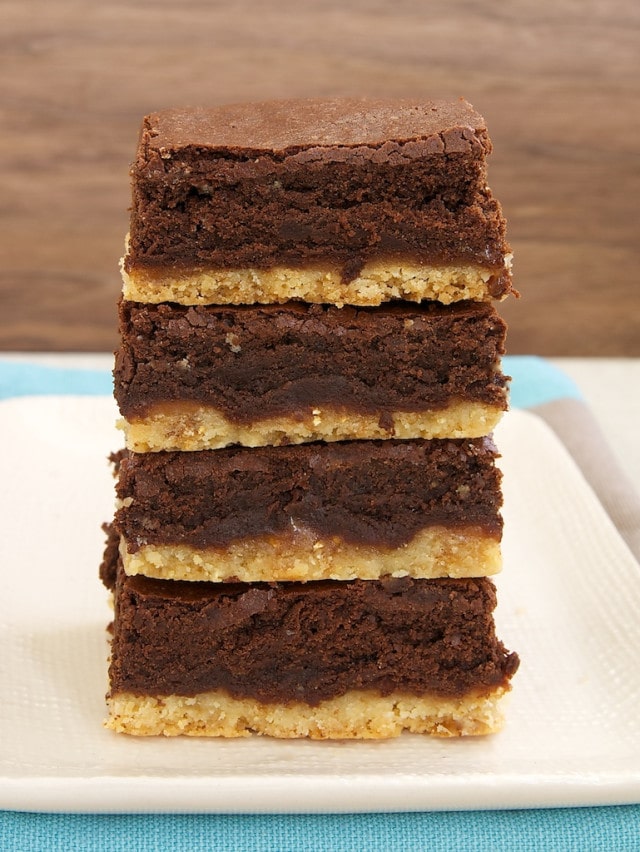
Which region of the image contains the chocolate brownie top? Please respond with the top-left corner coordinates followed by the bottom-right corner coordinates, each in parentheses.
top-left (108, 564), bottom-right (519, 702)
top-left (127, 98), bottom-right (511, 284)
top-left (138, 97), bottom-right (491, 157)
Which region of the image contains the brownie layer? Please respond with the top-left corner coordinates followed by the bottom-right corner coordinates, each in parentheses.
top-left (106, 565), bottom-right (519, 708)
top-left (114, 435), bottom-right (502, 544)
top-left (124, 98), bottom-right (512, 301)
top-left (106, 688), bottom-right (511, 738)
top-left (115, 299), bottom-right (508, 449)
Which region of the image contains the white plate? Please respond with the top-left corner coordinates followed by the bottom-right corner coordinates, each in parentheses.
top-left (1, 397), bottom-right (639, 813)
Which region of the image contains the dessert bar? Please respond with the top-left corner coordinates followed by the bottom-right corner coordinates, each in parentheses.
top-left (115, 299), bottom-right (508, 452)
top-left (122, 98), bottom-right (512, 307)
top-left (102, 554), bottom-right (519, 738)
top-left (113, 438), bottom-right (503, 583)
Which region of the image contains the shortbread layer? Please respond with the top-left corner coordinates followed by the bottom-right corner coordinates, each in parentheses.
top-left (125, 98), bottom-right (512, 303)
top-left (113, 438), bottom-right (503, 581)
top-left (104, 568), bottom-right (519, 717)
top-left (106, 687), bottom-right (511, 738)
top-left (120, 401), bottom-right (506, 453)
top-left (115, 299), bottom-right (508, 449)
top-left (121, 260), bottom-right (512, 307)
top-left (120, 525), bottom-right (501, 583)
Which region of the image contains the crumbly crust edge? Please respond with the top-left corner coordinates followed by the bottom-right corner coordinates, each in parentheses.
top-left (121, 255), bottom-right (513, 307)
top-left (120, 527), bottom-right (502, 583)
top-left (106, 686), bottom-right (510, 738)
top-left (118, 401), bottom-right (506, 452)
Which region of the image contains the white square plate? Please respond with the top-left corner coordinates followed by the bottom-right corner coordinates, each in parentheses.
top-left (1, 397), bottom-right (639, 813)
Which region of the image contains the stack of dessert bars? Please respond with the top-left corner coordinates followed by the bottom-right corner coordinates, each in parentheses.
top-left (100, 98), bottom-right (519, 738)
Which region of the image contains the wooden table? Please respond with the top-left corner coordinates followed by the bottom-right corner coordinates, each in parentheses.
top-left (2, 0), bottom-right (639, 354)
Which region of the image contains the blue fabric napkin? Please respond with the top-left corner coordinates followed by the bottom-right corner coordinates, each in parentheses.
top-left (2, 806), bottom-right (640, 852)
top-left (1, 356), bottom-right (639, 851)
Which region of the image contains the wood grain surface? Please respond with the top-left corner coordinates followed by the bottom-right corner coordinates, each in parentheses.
top-left (2, 0), bottom-right (639, 354)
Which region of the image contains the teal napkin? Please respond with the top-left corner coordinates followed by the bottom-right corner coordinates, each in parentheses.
top-left (1, 356), bottom-right (639, 851)
top-left (2, 806), bottom-right (640, 852)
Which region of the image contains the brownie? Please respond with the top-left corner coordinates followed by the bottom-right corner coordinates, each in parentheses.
top-left (107, 562), bottom-right (519, 704)
top-left (113, 437), bottom-right (503, 552)
top-left (125, 98), bottom-right (511, 291)
top-left (115, 299), bottom-right (508, 422)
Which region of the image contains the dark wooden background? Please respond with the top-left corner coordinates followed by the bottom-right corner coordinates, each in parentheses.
top-left (2, 0), bottom-right (639, 354)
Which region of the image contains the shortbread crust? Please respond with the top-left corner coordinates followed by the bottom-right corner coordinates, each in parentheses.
top-left (121, 258), bottom-right (512, 307)
top-left (120, 526), bottom-right (501, 583)
top-left (119, 401), bottom-right (506, 452)
top-left (106, 687), bottom-right (510, 739)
